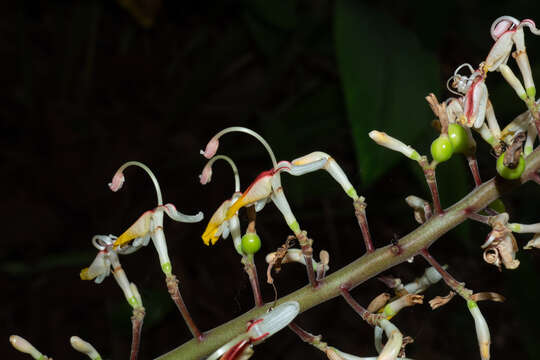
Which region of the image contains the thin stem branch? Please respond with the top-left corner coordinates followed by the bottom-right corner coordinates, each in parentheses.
top-left (420, 249), bottom-right (470, 298)
top-left (288, 322), bottom-right (321, 344)
top-left (297, 231), bottom-right (318, 288)
top-left (353, 197), bottom-right (375, 253)
top-left (243, 256), bottom-right (263, 307)
top-left (340, 287), bottom-right (371, 323)
top-left (419, 158), bottom-right (443, 215)
top-left (130, 307), bottom-right (145, 360)
top-left (158, 148), bottom-right (540, 360)
top-left (467, 155), bottom-right (482, 187)
top-left (466, 212), bottom-right (491, 224)
top-left (166, 274), bottom-right (203, 341)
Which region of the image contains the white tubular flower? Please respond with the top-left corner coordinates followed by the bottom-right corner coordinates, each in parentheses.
top-left (265, 248), bottom-right (329, 272)
top-left (248, 301), bottom-right (300, 343)
top-left (474, 123), bottom-right (496, 146)
top-left (467, 300), bottom-right (491, 360)
top-left (328, 347), bottom-right (413, 360)
top-left (376, 319), bottom-right (403, 360)
top-left (291, 152), bottom-right (359, 200)
top-left (110, 161), bottom-right (203, 275)
top-left (498, 64), bottom-right (527, 100)
top-left (403, 265), bottom-right (445, 294)
top-left (80, 236), bottom-right (142, 308)
top-left (525, 122), bottom-right (536, 156)
top-left (484, 101), bottom-right (501, 139)
top-left (209, 301), bottom-right (301, 360)
top-left (368, 131), bottom-right (421, 161)
top-left (380, 294), bottom-right (423, 320)
top-left (70, 336), bottom-right (101, 360)
top-left (463, 73), bottom-right (488, 128)
top-left (524, 233), bottom-right (540, 249)
top-left (9, 335), bottom-right (46, 360)
top-left (508, 222), bottom-right (540, 233)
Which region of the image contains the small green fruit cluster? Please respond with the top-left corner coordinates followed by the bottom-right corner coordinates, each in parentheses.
top-left (241, 233), bottom-right (261, 254)
top-left (496, 152), bottom-right (525, 180)
top-left (430, 124), bottom-right (469, 163)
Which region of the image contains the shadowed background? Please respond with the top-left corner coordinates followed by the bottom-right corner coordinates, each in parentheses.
top-left (2, 1), bottom-right (540, 359)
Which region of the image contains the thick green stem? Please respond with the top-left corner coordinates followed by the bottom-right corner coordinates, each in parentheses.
top-left (156, 148), bottom-right (540, 360)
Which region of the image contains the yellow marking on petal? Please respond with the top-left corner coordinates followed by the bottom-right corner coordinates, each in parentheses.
top-left (113, 211), bottom-right (153, 248)
top-left (201, 200), bottom-right (231, 245)
top-left (80, 267), bottom-right (93, 281)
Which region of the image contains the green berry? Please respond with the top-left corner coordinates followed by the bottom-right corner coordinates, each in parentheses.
top-left (241, 233), bottom-right (261, 254)
top-left (431, 135), bottom-right (454, 163)
top-left (448, 124), bottom-right (469, 154)
top-left (496, 152), bottom-right (525, 180)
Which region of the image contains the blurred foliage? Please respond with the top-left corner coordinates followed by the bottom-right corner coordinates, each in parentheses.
top-left (335, 0), bottom-right (440, 186)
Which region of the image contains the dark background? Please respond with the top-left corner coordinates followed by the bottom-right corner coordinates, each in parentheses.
top-left (3, 1), bottom-right (540, 359)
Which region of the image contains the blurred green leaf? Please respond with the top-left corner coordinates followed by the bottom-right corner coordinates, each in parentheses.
top-left (244, 0), bottom-right (297, 30)
top-left (335, 0), bottom-right (440, 185)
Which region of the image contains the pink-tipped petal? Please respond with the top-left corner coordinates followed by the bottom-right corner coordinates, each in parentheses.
top-left (199, 165), bottom-right (213, 185)
top-left (108, 172), bottom-right (125, 192)
top-left (200, 137), bottom-right (219, 159)
top-left (464, 77), bottom-right (488, 128)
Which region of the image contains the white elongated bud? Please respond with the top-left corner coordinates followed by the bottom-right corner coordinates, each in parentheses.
top-left (509, 222), bottom-right (540, 233)
top-left (9, 335), bottom-right (44, 360)
top-left (525, 122), bottom-right (536, 156)
top-left (291, 152), bottom-right (359, 200)
top-left (70, 336), bottom-right (101, 360)
top-left (474, 123), bottom-right (496, 145)
top-left (331, 347), bottom-right (413, 360)
top-left (485, 101), bottom-right (501, 139)
top-left (467, 301), bottom-right (490, 360)
top-left (499, 64), bottom-right (526, 99)
top-left (377, 319), bottom-right (403, 360)
top-left (404, 265), bottom-right (446, 294)
top-left (369, 131), bottom-right (420, 160)
top-left (248, 301), bottom-right (300, 343)
top-left (485, 31), bottom-right (513, 70)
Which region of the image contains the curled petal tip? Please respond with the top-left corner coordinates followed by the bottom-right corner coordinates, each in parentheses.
top-left (201, 137), bottom-right (219, 159)
top-left (109, 172), bottom-right (125, 192)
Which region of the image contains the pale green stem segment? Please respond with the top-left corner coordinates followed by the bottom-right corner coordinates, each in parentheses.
top-left (212, 127), bottom-right (278, 168)
top-left (204, 155), bottom-right (241, 192)
top-left (157, 148), bottom-right (540, 360)
top-left (115, 161), bottom-right (164, 205)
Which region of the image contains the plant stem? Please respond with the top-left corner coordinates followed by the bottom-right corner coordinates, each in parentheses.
top-left (157, 148), bottom-right (540, 360)
top-left (166, 274), bottom-right (203, 341)
top-left (353, 197), bottom-right (375, 253)
top-left (288, 322), bottom-right (321, 344)
top-left (419, 158), bottom-right (442, 215)
top-left (340, 287), bottom-right (374, 324)
top-left (297, 231), bottom-right (318, 288)
top-left (130, 307), bottom-right (145, 360)
top-left (467, 155), bottom-right (482, 187)
top-left (243, 256), bottom-right (263, 307)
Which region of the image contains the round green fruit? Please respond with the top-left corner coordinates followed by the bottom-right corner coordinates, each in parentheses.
top-left (241, 233), bottom-right (261, 254)
top-left (448, 123), bottom-right (469, 154)
top-left (496, 152), bottom-right (525, 180)
top-left (431, 135), bottom-right (454, 163)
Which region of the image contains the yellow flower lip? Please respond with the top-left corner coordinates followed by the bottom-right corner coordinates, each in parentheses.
top-left (201, 199), bottom-right (232, 246)
top-left (113, 210), bottom-right (153, 248)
